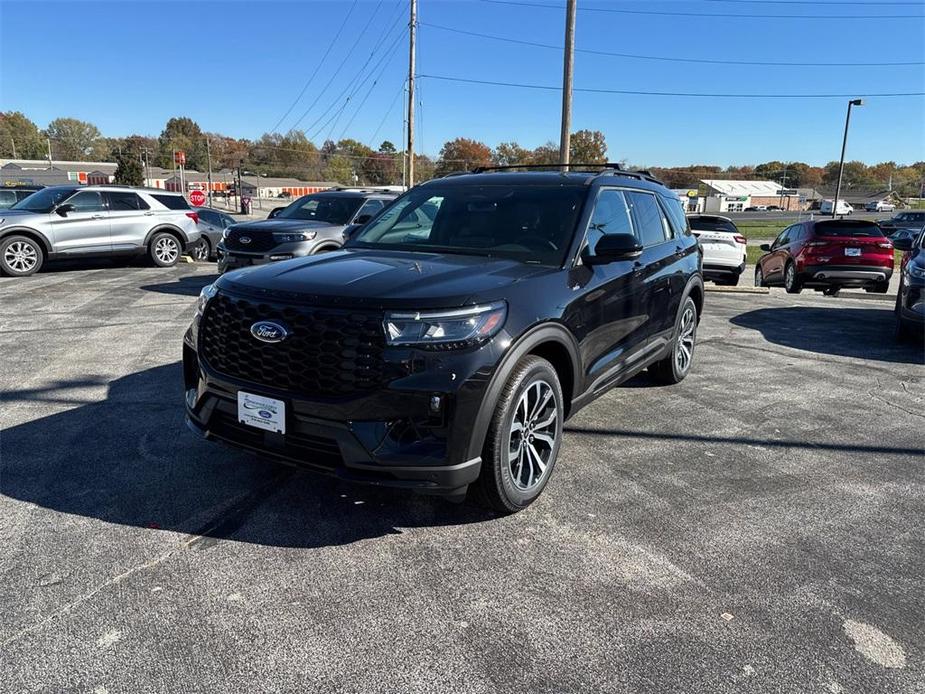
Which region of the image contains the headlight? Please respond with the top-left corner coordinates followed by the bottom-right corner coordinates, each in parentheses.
top-left (907, 264), bottom-right (925, 280)
top-left (190, 283), bottom-right (218, 345)
top-left (383, 302), bottom-right (507, 348)
top-left (222, 227), bottom-right (232, 239)
top-left (273, 231), bottom-right (316, 243)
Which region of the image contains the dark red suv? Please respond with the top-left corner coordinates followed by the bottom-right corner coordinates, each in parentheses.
top-left (755, 219), bottom-right (894, 296)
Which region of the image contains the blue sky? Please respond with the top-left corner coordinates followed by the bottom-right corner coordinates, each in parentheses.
top-left (1, 0), bottom-right (924, 166)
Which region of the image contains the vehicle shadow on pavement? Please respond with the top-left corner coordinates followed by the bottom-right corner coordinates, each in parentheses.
top-left (140, 273), bottom-right (220, 297)
top-left (731, 306), bottom-right (924, 364)
top-left (0, 363), bottom-right (495, 549)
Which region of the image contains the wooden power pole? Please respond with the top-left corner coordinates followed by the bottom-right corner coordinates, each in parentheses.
top-left (559, 0), bottom-right (577, 168)
top-left (407, 0), bottom-right (417, 187)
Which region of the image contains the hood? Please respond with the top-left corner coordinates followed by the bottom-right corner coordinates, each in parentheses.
top-left (0, 209), bottom-right (44, 222)
top-left (216, 248), bottom-right (555, 309)
top-left (229, 219), bottom-right (344, 233)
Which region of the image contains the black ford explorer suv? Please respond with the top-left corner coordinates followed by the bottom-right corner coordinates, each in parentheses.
top-left (184, 165), bottom-right (703, 512)
top-left (217, 188), bottom-right (398, 273)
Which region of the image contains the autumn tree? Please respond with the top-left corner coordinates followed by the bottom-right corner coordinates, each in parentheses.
top-left (435, 138), bottom-right (492, 176)
top-left (569, 129), bottom-right (607, 163)
top-left (493, 141), bottom-right (531, 167)
top-left (44, 117), bottom-right (101, 160)
top-left (0, 112), bottom-right (46, 158)
top-left (529, 141), bottom-right (559, 165)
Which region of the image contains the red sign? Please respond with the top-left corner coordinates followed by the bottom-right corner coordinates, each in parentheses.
top-left (174, 151), bottom-right (186, 165)
top-left (189, 190), bottom-right (206, 206)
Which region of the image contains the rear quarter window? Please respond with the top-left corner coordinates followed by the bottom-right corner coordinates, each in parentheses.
top-left (151, 194), bottom-right (191, 210)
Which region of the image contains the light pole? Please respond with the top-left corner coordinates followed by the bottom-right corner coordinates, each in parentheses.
top-left (832, 99), bottom-right (863, 217)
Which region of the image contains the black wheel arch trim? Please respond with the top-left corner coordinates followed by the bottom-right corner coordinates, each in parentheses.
top-left (465, 322), bottom-right (581, 461)
top-left (144, 224), bottom-right (189, 249)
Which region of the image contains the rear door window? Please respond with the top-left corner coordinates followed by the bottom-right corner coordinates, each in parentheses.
top-left (626, 191), bottom-right (671, 247)
top-left (107, 191), bottom-right (149, 211)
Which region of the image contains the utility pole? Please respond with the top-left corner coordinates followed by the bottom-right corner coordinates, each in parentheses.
top-left (558, 0), bottom-right (577, 169)
top-left (47, 138), bottom-right (53, 169)
top-left (407, 0), bottom-right (417, 186)
top-left (206, 138), bottom-right (214, 207)
top-left (10, 136), bottom-right (16, 159)
top-left (833, 99), bottom-right (863, 217)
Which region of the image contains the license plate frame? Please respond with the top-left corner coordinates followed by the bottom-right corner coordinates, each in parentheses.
top-left (237, 391), bottom-right (286, 434)
top-left (845, 247), bottom-right (862, 257)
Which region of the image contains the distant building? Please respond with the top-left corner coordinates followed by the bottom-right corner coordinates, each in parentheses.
top-left (1, 159), bottom-right (116, 186)
top-left (699, 179), bottom-right (801, 212)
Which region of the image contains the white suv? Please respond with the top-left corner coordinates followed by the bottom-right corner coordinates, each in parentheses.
top-left (0, 185), bottom-right (201, 276)
top-left (688, 214), bottom-right (748, 286)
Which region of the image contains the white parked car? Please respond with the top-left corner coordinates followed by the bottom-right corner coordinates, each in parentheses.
top-left (687, 214), bottom-right (748, 286)
top-left (820, 199), bottom-right (854, 215)
top-left (865, 200), bottom-right (895, 212)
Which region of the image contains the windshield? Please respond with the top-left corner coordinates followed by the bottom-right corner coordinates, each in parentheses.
top-left (348, 184), bottom-right (586, 266)
top-left (277, 194), bottom-right (364, 224)
top-left (689, 217), bottom-right (738, 233)
top-left (814, 221), bottom-right (884, 238)
top-left (11, 187), bottom-right (78, 212)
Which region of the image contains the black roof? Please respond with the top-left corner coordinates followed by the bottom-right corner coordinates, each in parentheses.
top-left (421, 169), bottom-right (668, 192)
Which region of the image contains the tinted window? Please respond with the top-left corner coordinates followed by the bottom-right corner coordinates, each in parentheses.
top-left (586, 189), bottom-right (633, 254)
top-left (107, 191), bottom-right (149, 211)
top-left (0, 190), bottom-right (16, 208)
top-left (198, 210), bottom-right (219, 226)
top-left (626, 191), bottom-right (670, 246)
top-left (660, 195), bottom-right (689, 236)
top-left (278, 194), bottom-right (364, 224)
top-left (151, 194), bottom-right (191, 210)
top-left (772, 225), bottom-right (793, 249)
top-left (354, 199), bottom-right (385, 221)
top-left (351, 184), bottom-right (586, 266)
top-left (814, 221), bottom-right (885, 238)
top-left (67, 191), bottom-right (104, 212)
top-left (688, 216), bottom-right (738, 233)
top-left (11, 186), bottom-right (77, 212)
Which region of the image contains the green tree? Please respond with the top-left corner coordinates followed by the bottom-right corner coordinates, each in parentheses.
top-left (114, 153), bottom-right (144, 186)
top-left (379, 140), bottom-right (397, 153)
top-left (157, 116), bottom-right (207, 170)
top-left (324, 154), bottom-right (354, 184)
top-left (569, 129), bottom-right (607, 163)
top-left (493, 141), bottom-right (531, 167)
top-left (44, 117), bottom-right (101, 160)
top-left (0, 111), bottom-right (46, 159)
top-left (435, 137), bottom-right (492, 176)
top-left (529, 141), bottom-right (559, 165)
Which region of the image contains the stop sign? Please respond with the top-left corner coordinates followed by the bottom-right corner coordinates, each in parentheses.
top-left (189, 190), bottom-right (206, 206)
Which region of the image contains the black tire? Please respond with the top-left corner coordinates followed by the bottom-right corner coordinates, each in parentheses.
top-left (149, 232), bottom-right (181, 267)
top-left (754, 266), bottom-right (765, 287)
top-left (649, 296), bottom-right (698, 385)
top-left (866, 280), bottom-right (890, 294)
top-left (0, 235), bottom-right (44, 276)
top-left (784, 261), bottom-right (802, 294)
top-left (473, 355), bottom-right (564, 514)
top-left (822, 287), bottom-right (841, 297)
top-left (191, 237), bottom-right (211, 262)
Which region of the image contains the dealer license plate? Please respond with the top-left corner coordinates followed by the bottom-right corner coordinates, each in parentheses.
top-left (237, 391), bottom-right (286, 434)
top-left (845, 248), bottom-right (862, 257)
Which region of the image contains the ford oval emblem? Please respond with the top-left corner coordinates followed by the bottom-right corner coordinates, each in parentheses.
top-left (239, 236), bottom-right (252, 244)
top-left (250, 320), bottom-right (289, 343)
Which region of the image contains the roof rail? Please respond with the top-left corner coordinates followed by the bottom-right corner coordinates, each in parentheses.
top-left (471, 162), bottom-right (625, 174)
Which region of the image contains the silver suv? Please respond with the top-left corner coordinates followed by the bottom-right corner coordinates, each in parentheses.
top-left (0, 185), bottom-right (201, 276)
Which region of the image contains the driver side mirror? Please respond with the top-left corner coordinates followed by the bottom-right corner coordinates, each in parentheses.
top-left (56, 203), bottom-right (75, 217)
top-left (267, 207), bottom-right (283, 219)
top-left (760, 243), bottom-right (771, 252)
top-left (893, 236), bottom-right (913, 252)
top-left (354, 214), bottom-right (372, 225)
top-left (582, 233), bottom-right (643, 265)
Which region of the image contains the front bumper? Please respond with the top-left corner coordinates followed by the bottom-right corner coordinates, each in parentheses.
top-left (216, 241), bottom-right (315, 272)
top-left (182, 331), bottom-right (500, 496)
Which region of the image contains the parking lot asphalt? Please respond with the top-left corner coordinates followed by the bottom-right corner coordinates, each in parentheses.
top-left (1, 261), bottom-right (923, 694)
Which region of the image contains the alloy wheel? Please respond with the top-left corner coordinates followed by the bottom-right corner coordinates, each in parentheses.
top-left (507, 380), bottom-right (558, 491)
top-left (674, 304), bottom-right (696, 373)
top-left (193, 238), bottom-right (210, 262)
top-left (4, 241), bottom-right (38, 273)
top-left (155, 237), bottom-right (179, 264)
top-left (785, 264), bottom-right (795, 290)
top-left (755, 267), bottom-right (763, 287)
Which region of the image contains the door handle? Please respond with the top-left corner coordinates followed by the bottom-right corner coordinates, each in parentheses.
top-left (91, 214), bottom-right (105, 219)
top-left (144, 211), bottom-right (154, 216)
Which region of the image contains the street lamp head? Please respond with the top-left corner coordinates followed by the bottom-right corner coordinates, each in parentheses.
top-left (850, 99), bottom-right (864, 106)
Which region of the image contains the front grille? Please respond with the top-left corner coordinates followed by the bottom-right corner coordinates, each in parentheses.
top-left (199, 293), bottom-right (390, 397)
top-left (224, 229), bottom-right (276, 252)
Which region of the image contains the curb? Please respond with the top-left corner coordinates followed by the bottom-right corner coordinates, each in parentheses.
top-left (705, 286), bottom-right (770, 294)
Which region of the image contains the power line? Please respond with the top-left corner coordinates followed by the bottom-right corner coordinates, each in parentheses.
top-left (421, 21), bottom-right (923, 67)
top-left (419, 73), bottom-right (925, 98)
top-left (701, 0), bottom-right (921, 5)
top-left (367, 81), bottom-right (406, 148)
top-left (267, 0), bottom-right (359, 134)
top-left (480, 0), bottom-right (925, 19)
